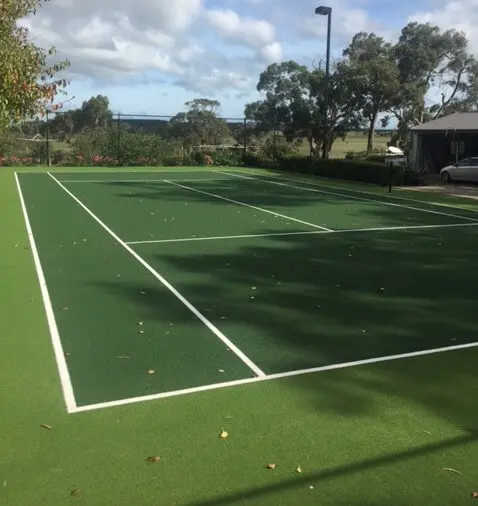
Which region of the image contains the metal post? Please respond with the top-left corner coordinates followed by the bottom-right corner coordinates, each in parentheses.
top-left (243, 117), bottom-right (247, 157)
top-left (117, 113), bottom-right (121, 164)
top-left (45, 110), bottom-right (50, 166)
top-left (322, 11), bottom-right (331, 160)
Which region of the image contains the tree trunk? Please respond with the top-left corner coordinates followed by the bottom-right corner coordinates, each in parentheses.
top-left (366, 111), bottom-right (378, 154)
top-left (307, 132), bottom-right (317, 156)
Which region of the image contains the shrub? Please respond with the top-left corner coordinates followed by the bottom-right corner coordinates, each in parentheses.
top-left (210, 150), bottom-right (243, 167)
top-left (0, 155), bottom-right (35, 166)
top-left (403, 168), bottom-right (419, 185)
top-left (244, 153), bottom-right (404, 186)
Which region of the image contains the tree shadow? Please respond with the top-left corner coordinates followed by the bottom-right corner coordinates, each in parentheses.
top-left (184, 431), bottom-right (478, 506)
top-left (90, 223), bottom-right (478, 427)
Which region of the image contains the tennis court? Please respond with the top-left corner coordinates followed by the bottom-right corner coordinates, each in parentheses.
top-left (16, 168), bottom-right (478, 413)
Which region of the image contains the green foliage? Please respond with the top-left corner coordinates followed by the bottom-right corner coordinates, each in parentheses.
top-left (0, 0), bottom-right (69, 133)
top-left (70, 128), bottom-right (182, 166)
top-left (243, 153), bottom-right (403, 186)
top-left (210, 150), bottom-right (244, 167)
top-left (342, 33), bottom-right (401, 153)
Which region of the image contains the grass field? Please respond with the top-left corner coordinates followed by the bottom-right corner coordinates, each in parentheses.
top-left (2, 165), bottom-right (478, 505)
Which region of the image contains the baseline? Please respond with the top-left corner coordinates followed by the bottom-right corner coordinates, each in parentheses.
top-left (71, 341), bottom-right (478, 413)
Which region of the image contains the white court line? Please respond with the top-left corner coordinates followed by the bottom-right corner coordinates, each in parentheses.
top-left (254, 171), bottom-right (478, 214)
top-left (14, 173), bottom-right (77, 413)
top-left (126, 221), bottom-right (478, 245)
top-left (47, 172), bottom-right (266, 379)
top-left (58, 177), bottom-right (234, 184)
top-left (219, 171), bottom-right (478, 223)
top-left (164, 179), bottom-right (333, 232)
top-left (70, 340), bottom-right (478, 413)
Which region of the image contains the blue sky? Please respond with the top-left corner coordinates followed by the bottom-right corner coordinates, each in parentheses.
top-left (24, 0), bottom-right (477, 118)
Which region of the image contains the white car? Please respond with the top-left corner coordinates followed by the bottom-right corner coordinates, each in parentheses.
top-left (440, 157), bottom-right (478, 183)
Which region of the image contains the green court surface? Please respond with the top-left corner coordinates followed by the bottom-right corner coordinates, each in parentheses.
top-left (3, 166), bottom-right (478, 505)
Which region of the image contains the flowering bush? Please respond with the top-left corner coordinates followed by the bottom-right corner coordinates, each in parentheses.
top-left (204, 154), bottom-right (214, 165)
top-left (0, 155), bottom-right (35, 166)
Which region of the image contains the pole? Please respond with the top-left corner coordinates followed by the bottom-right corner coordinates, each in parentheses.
top-left (117, 113), bottom-right (121, 165)
top-left (243, 117), bottom-right (247, 157)
top-left (321, 11), bottom-right (331, 160)
top-left (45, 110), bottom-right (50, 166)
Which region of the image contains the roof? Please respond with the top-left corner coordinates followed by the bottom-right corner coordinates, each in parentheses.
top-left (412, 112), bottom-right (478, 132)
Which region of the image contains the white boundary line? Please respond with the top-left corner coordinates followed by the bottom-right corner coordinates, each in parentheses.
top-left (14, 173), bottom-right (77, 413)
top-left (70, 340), bottom-right (478, 413)
top-left (125, 221), bottom-right (478, 245)
top-left (218, 171), bottom-right (478, 223)
top-left (264, 172), bottom-right (478, 214)
top-left (58, 177), bottom-right (235, 184)
top-left (47, 172), bottom-right (265, 379)
top-left (164, 179), bottom-right (333, 232)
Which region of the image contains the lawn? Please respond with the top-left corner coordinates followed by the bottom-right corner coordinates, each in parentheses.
top-left (1, 165), bottom-right (478, 505)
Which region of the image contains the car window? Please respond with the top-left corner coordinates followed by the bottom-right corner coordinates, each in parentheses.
top-left (471, 158), bottom-right (478, 166)
top-left (456, 158), bottom-right (471, 166)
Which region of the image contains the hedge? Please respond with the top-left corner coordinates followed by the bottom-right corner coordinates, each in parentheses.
top-left (243, 154), bottom-right (405, 186)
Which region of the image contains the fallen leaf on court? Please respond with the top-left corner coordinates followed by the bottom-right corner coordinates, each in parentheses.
top-left (250, 296), bottom-right (255, 300)
top-left (471, 491), bottom-right (478, 498)
top-left (140, 291), bottom-right (147, 295)
top-left (308, 486), bottom-right (314, 490)
top-left (421, 430), bottom-right (432, 435)
top-left (148, 370), bottom-right (155, 375)
top-left (70, 488), bottom-right (80, 496)
top-left (138, 322), bottom-right (143, 326)
top-left (218, 369), bottom-right (225, 373)
top-left (378, 287), bottom-right (385, 293)
top-left (295, 466), bottom-right (302, 474)
top-left (40, 424), bottom-right (52, 430)
top-left (251, 287), bottom-right (256, 290)
top-left (442, 467), bottom-right (462, 474)
top-left (116, 356), bottom-right (130, 360)
top-left (265, 464), bottom-right (276, 469)
top-left (64, 352), bottom-right (71, 357)
top-left (219, 431), bottom-right (228, 439)
top-left (139, 329), bottom-right (145, 334)
top-left (146, 456), bottom-right (160, 463)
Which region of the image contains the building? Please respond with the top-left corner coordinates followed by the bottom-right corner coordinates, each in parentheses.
top-left (408, 112), bottom-right (478, 173)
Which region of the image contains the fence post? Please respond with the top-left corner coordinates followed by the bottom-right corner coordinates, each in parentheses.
top-left (45, 110), bottom-right (50, 166)
top-left (117, 113), bottom-right (121, 165)
top-left (243, 117), bottom-right (247, 157)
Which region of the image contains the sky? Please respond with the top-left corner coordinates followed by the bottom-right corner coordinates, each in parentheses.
top-left (22, 0), bottom-right (478, 119)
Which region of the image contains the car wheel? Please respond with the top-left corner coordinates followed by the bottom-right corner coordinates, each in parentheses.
top-left (441, 171), bottom-right (452, 183)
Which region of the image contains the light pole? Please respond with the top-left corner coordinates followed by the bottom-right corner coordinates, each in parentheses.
top-left (315, 5), bottom-right (332, 159)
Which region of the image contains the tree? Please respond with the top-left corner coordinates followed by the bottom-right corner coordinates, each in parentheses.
top-left (0, 0), bottom-right (69, 133)
top-left (392, 22), bottom-right (476, 127)
top-left (73, 95), bottom-right (112, 131)
top-left (246, 60), bottom-right (363, 158)
top-left (343, 33), bottom-right (400, 153)
top-left (183, 99), bottom-right (230, 146)
top-left (245, 61), bottom-right (323, 155)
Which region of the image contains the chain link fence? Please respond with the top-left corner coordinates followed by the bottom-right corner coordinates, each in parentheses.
top-left (1, 111), bottom-right (301, 166)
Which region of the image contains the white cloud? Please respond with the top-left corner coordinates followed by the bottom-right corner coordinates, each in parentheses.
top-left (205, 8), bottom-right (282, 63)
top-left (300, 6), bottom-right (381, 42)
top-left (21, 0), bottom-right (280, 102)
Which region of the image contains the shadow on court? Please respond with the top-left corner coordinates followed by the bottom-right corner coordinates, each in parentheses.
top-left (91, 220), bottom-right (478, 429)
top-left (184, 430), bottom-right (478, 506)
